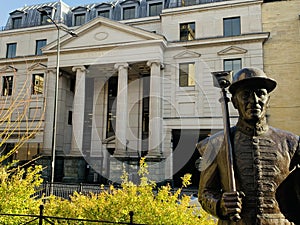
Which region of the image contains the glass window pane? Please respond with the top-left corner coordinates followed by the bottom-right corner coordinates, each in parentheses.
top-left (224, 59), bottom-right (241, 75)
top-left (179, 63), bottom-right (195, 87)
top-left (35, 39), bottom-right (47, 55)
top-left (12, 17), bottom-right (22, 29)
top-left (123, 6), bottom-right (136, 20)
top-left (223, 17), bottom-right (240, 37)
top-left (232, 17), bottom-right (241, 36)
top-left (2, 76), bottom-right (13, 96)
top-left (98, 10), bottom-right (110, 18)
top-left (180, 22), bottom-right (195, 41)
top-left (6, 43), bottom-right (17, 58)
top-left (75, 13), bottom-right (85, 26)
top-left (32, 74), bottom-right (44, 95)
top-left (149, 2), bottom-right (162, 16)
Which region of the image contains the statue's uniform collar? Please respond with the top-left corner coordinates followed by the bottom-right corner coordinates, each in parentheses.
top-left (236, 119), bottom-right (269, 136)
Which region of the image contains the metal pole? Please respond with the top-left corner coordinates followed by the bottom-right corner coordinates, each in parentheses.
top-left (50, 21), bottom-right (60, 195)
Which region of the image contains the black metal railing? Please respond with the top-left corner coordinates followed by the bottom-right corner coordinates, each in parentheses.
top-left (0, 205), bottom-right (144, 225)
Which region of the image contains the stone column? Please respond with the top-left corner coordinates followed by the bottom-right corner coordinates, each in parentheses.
top-left (71, 66), bottom-right (87, 156)
top-left (43, 69), bottom-right (56, 155)
top-left (114, 63), bottom-right (129, 157)
top-left (147, 60), bottom-right (162, 157)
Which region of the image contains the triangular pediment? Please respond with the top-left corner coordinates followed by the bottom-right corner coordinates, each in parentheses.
top-left (27, 63), bottom-right (47, 71)
top-left (72, 6), bottom-right (89, 12)
top-left (44, 17), bottom-right (164, 52)
top-left (95, 3), bottom-right (113, 8)
top-left (0, 65), bottom-right (18, 73)
top-left (173, 50), bottom-right (201, 59)
top-left (218, 46), bottom-right (247, 55)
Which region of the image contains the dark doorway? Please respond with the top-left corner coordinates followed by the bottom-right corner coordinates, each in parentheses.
top-left (172, 129), bottom-right (210, 188)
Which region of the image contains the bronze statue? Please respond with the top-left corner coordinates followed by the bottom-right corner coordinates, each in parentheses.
top-left (197, 68), bottom-right (300, 225)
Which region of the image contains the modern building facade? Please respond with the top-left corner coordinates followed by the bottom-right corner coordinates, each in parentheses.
top-left (0, 0), bottom-right (270, 186)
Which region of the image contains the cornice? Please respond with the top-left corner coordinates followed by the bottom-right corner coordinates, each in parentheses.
top-left (168, 32), bottom-right (270, 48)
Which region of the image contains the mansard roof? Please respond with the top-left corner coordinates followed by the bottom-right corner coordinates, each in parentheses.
top-left (3, 0), bottom-right (235, 30)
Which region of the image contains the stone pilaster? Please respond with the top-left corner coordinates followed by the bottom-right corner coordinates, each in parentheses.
top-left (43, 69), bottom-right (56, 155)
top-left (114, 63), bottom-right (129, 157)
top-left (71, 66), bottom-right (87, 156)
top-left (147, 60), bottom-right (163, 158)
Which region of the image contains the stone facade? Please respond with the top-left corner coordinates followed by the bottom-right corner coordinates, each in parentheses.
top-left (262, 0), bottom-right (300, 134)
top-left (0, 0), bottom-right (272, 186)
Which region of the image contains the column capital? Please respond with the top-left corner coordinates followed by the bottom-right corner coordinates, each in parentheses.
top-left (147, 60), bottom-right (162, 68)
top-left (114, 62), bottom-right (129, 70)
top-left (72, 66), bottom-right (88, 73)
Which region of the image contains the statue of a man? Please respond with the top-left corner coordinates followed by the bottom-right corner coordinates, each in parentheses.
top-left (197, 68), bottom-right (300, 225)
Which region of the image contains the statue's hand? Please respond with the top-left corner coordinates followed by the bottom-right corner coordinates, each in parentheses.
top-left (219, 191), bottom-right (244, 221)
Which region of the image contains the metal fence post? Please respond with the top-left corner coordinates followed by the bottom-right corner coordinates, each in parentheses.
top-left (129, 211), bottom-right (134, 225)
top-left (79, 183), bottom-right (83, 193)
top-left (39, 205), bottom-right (44, 225)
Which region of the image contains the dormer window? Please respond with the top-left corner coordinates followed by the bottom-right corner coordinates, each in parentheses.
top-left (96, 3), bottom-right (113, 19)
top-left (72, 6), bottom-right (89, 26)
top-left (98, 10), bottom-right (110, 18)
top-left (123, 6), bottom-right (136, 20)
top-left (74, 13), bottom-right (86, 26)
top-left (121, 0), bottom-right (139, 20)
top-left (9, 10), bottom-right (25, 29)
top-left (147, 0), bottom-right (163, 17)
top-left (37, 6), bottom-right (55, 25)
top-left (12, 17), bottom-right (22, 29)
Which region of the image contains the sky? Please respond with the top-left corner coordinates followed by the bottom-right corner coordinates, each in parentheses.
top-left (0, 0), bottom-right (105, 26)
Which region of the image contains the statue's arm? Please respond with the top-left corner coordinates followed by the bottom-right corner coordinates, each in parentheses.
top-left (197, 139), bottom-right (223, 218)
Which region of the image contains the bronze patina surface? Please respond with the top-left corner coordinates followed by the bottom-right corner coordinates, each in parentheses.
top-left (198, 68), bottom-right (300, 225)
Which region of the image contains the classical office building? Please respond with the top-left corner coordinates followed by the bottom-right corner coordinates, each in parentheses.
top-left (0, 0), bottom-right (269, 186)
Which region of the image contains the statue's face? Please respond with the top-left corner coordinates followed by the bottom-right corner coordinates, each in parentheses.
top-left (232, 87), bottom-right (270, 123)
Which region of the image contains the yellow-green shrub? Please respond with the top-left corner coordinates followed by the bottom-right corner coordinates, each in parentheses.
top-left (44, 158), bottom-right (216, 225)
top-left (0, 164), bottom-right (43, 224)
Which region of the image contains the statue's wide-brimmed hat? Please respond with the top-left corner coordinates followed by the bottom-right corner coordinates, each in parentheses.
top-left (229, 67), bottom-right (277, 95)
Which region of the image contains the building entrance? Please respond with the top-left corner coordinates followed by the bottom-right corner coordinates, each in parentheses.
top-left (172, 129), bottom-right (210, 188)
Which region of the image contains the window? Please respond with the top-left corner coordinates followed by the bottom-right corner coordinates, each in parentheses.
top-left (74, 13), bottom-right (86, 26)
top-left (2, 76), bottom-right (13, 96)
top-left (123, 6), bottom-right (136, 20)
top-left (224, 59), bottom-right (242, 74)
top-left (223, 17), bottom-right (241, 37)
top-left (98, 10), bottom-right (110, 18)
top-left (182, 0), bottom-right (197, 6)
top-left (35, 39), bottom-right (47, 55)
top-left (12, 17), bottom-right (22, 29)
top-left (32, 74), bottom-right (44, 95)
top-left (40, 14), bottom-right (51, 25)
top-left (106, 76), bottom-right (118, 138)
top-left (179, 63), bottom-right (195, 87)
top-left (149, 2), bottom-right (162, 16)
top-left (6, 43), bottom-right (17, 58)
top-left (180, 22), bottom-right (195, 41)
top-left (68, 111), bottom-right (73, 125)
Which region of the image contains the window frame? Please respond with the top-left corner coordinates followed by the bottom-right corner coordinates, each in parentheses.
top-left (2, 76), bottom-right (14, 96)
top-left (73, 12), bottom-right (87, 26)
top-left (147, 0), bottom-right (163, 17)
top-left (12, 16), bottom-right (22, 29)
top-left (35, 39), bottom-right (47, 55)
top-left (97, 9), bottom-right (111, 18)
top-left (223, 58), bottom-right (242, 75)
top-left (179, 22), bottom-right (195, 41)
top-left (32, 73), bottom-right (44, 95)
top-left (179, 62), bottom-right (196, 87)
top-left (6, 43), bottom-right (17, 58)
top-left (223, 16), bottom-right (241, 37)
